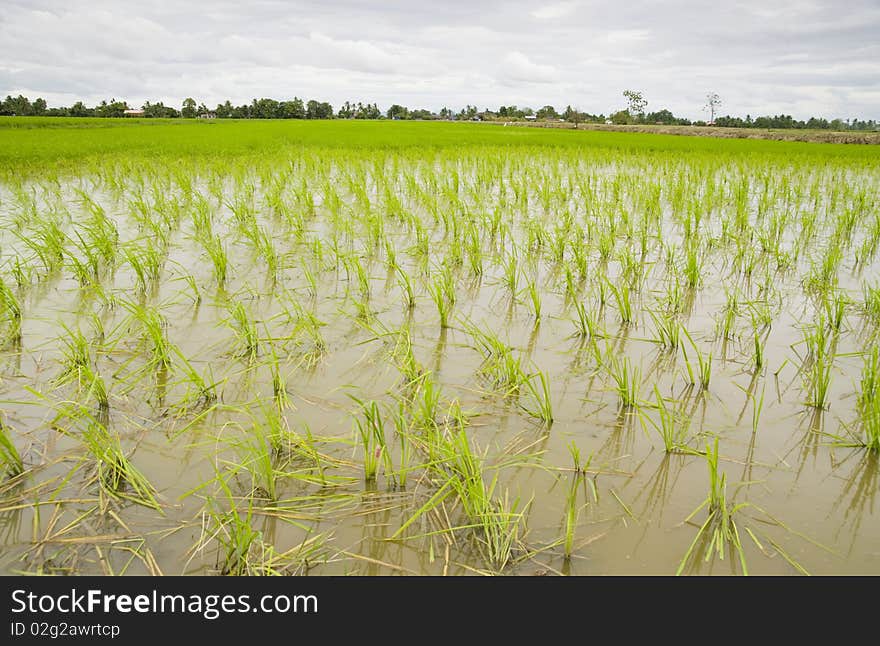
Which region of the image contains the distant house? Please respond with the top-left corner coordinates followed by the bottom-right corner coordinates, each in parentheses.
top-left (124, 109), bottom-right (145, 117)
top-left (524, 115), bottom-right (537, 121)
top-left (198, 112), bottom-right (216, 119)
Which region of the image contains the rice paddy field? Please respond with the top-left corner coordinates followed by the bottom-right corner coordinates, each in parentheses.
top-left (1, 117), bottom-right (879, 576)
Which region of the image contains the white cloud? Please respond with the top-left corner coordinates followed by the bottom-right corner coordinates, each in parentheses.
top-left (531, 2), bottom-right (578, 19)
top-left (0, 0), bottom-right (877, 120)
top-left (604, 29), bottom-right (651, 44)
top-left (502, 52), bottom-right (561, 84)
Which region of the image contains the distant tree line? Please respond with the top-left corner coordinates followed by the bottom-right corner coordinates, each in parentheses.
top-left (1, 93), bottom-right (877, 131)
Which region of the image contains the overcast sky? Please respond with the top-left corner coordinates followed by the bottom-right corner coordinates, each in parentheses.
top-left (2, 0), bottom-right (878, 120)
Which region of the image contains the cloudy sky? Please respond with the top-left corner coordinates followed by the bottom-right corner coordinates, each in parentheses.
top-left (2, 0), bottom-right (878, 120)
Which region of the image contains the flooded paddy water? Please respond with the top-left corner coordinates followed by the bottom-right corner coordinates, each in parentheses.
top-left (1, 122), bottom-right (879, 575)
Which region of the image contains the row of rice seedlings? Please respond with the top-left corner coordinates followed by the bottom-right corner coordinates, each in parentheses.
top-left (3, 144), bottom-right (878, 576)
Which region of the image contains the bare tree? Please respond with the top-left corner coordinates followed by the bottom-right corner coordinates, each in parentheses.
top-left (704, 92), bottom-right (721, 124)
top-left (623, 89), bottom-right (647, 121)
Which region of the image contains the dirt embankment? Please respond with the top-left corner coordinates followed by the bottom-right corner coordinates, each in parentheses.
top-left (488, 120), bottom-right (880, 145)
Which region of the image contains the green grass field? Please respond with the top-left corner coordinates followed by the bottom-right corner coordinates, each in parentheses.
top-left (2, 117), bottom-right (877, 174)
top-left (1, 118), bottom-right (879, 575)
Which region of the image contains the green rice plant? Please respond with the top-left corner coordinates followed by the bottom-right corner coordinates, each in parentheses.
top-left (227, 300), bottom-right (260, 360)
top-left (501, 251), bottom-right (519, 295)
top-left (681, 326), bottom-right (712, 390)
top-left (219, 419), bottom-right (289, 502)
top-left (352, 399), bottom-right (390, 482)
top-left (650, 310), bottom-right (680, 351)
top-left (171, 345), bottom-right (218, 408)
top-left (180, 273), bottom-right (201, 306)
top-left (662, 275), bottom-right (686, 315)
top-left (55, 325), bottom-right (91, 389)
top-left (84, 369), bottom-right (110, 411)
top-left (292, 260), bottom-right (313, 298)
top-left (256, 227), bottom-right (279, 279)
top-left (465, 223), bottom-right (483, 276)
top-left (802, 320), bottom-right (833, 409)
top-left (522, 369), bottom-right (553, 426)
top-left (748, 298), bottom-right (774, 329)
top-left (428, 274), bottom-right (453, 329)
top-left (562, 474), bottom-right (579, 559)
top-left (17, 216), bottom-right (66, 274)
top-left (73, 412), bottom-right (161, 511)
top-left (564, 267), bottom-right (579, 303)
top-left (753, 326), bottom-right (766, 372)
top-left (121, 300), bottom-right (174, 371)
top-left (571, 301), bottom-right (601, 340)
top-left (854, 392), bottom-right (880, 453)
top-left (683, 243), bottom-right (702, 288)
top-left (829, 348), bottom-right (880, 452)
top-left (607, 279), bottom-right (633, 325)
top-left (863, 285), bottom-right (880, 325)
top-left (443, 430), bottom-right (525, 570)
top-left (597, 227), bottom-right (615, 261)
top-left (198, 234), bottom-right (229, 286)
top-left (649, 387), bottom-right (692, 453)
top-left (824, 292), bottom-right (847, 332)
top-left (607, 354), bottom-right (641, 410)
top-left (383, 236), bottom-right (398, 271)
top-left (352, 256), bottom-right (371, 301)
top-left (485, 346), bottom-right (528, 396)
top-left (0, 278), bottom-right (23, 345)
top-left (524, 279), bottom-right (542, 321)
top-left (412, 372), bottom-right (442, 433)
top-left (204, 495), bottom-right (263, 576)
top-left (11, 257), bottom-right (31, 291)
top-left (267, 344), bottom-right (291, 411)
top-left (283, 299), bottom-right (327, 362)
top-left (0, 421), bottom-right (23, 480)
top-left (388, 323), bottom-right (423, 384)
top-left (396, 266), bottom-right (417, 311)
top-left (677, 438), bottom-right (748, 575)
top-left (391, 401), bottom-right (412, 488)
top-left (752, 385), bottom-right (765, 436)
top-left (858, 346), bottom-right (879, 413)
